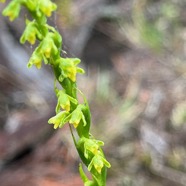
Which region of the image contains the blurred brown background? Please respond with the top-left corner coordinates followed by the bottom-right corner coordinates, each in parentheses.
top-left (0, 0), bottom-right (186, 185)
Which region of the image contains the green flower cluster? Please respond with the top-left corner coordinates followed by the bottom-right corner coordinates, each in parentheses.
top-left (1, 0), bottom-right (111, 185)
top-left (2, 0), bottom-right (56, 21)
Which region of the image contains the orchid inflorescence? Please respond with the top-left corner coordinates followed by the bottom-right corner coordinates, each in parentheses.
top-left (1, 0), bottom-right (111, 185)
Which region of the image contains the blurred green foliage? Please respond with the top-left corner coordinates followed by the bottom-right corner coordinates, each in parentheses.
top-left (132, 0), bottom-right (182, 53)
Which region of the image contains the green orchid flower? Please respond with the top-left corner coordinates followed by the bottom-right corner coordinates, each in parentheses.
top-left (58, 58), bottom-right (85, 82)
top-left (40, 32), bottom-right (59, 59)
top-left (69, 105), bottom-right (87, 128)
top-left (48, 111), bottom-right (69, 129)
top-left (20, 20), bottom-right (43, 45)
top-left (2, 0), bottom-right (21, 21)
top-left (38, 0), bottom-right (57, 17)
top-left (83, 138), bottom-right (104, 159)
top-left (88, 152), bottom-right (111, 174)
top-left (27, 49), bottom-right (43, 69)
top-left (56, 90), bottom-right (78, 112)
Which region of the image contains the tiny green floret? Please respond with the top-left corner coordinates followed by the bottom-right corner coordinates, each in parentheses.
top-left (88, 152), bottom-right (111, 174)
top-left (20, 20), bottom-right (43, 45)
top-left (58, 58), bottom-right (85, 82)
top-left (48, 111), bottom-right (69, 129)
top-left (56, 90), bottom-right (78, 112)
top-left (38, 0), bottom-right (57, 17)
top-left (69, 105), bottom-right (87, 128)
top-left (2, 1), bottom-right (21, 21)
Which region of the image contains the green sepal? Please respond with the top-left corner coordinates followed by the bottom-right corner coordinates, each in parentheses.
top-left (73, 58), bottom-right (81, 65)
top-left (77, 67), bottom-right (85, 74)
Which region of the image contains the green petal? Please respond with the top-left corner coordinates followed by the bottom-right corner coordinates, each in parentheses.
top-left (77, 67), bottom-right (85, 74)
top-left (103, 158), bottom-right (111, 168)
top-left (73, 58), bottom-right (81, 65)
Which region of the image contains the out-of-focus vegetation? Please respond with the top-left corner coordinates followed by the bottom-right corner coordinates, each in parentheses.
top-left (74, 0), bottom-right (186, 185)
top-left (132, 0), bottom-right (182, 52)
